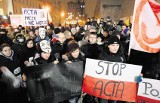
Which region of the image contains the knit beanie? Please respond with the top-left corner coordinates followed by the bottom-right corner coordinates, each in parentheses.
top-left (108, 36), bottom-right (120, 45)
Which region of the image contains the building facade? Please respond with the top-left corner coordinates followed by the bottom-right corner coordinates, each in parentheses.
top-left (94, 0), bottom-right (160, 22)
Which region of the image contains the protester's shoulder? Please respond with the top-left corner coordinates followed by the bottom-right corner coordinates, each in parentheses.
top-left (98, 51), bottom-right (107, 60)
top-left (81, 43), bottom-right (89, 48)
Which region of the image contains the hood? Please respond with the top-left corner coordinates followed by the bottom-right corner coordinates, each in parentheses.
top-left (0, 50), bottom-right (14, 60)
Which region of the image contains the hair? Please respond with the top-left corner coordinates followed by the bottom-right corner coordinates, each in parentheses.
top-left (64, 30), bottom-right (72, 39)
top-left (24, 34), bottom-right (31, 40)
top-left (0, 43), bottom-right (11, 51)
top-left (89, 32), bottom-right (97, 37)
top-left (67, 40), bottom-right (79, 53)
top-left (25, 39), bottom-right (36, 47)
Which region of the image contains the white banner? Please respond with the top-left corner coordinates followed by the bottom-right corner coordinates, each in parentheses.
top-left (129, 0), bottom-right (160, 53)
top-left (85, 58), bottom-right (142, 82)
top-left (10, 15), bottom-right (23, 28)
top-left (22, 8), bottom-right (48, 26)
top-left (83, 58), bottom-right (142, 102)
top-left (137, 78), bottom-right (160, 102)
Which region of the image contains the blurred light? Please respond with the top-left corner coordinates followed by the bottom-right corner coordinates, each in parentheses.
top-left (45, 7), bottom-right (50, 12)
top-left (43, 6), bottom-right (50, 12)
top-left (61, 11), bottom-right (65, 17)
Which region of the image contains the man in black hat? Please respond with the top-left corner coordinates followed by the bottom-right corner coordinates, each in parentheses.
top-left (98, 36), bottom-right (126, 103)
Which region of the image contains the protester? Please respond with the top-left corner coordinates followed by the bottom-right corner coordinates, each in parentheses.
top-left (51, 32), bottom-right (68, 62)
top-left (98, 36), bottom-right (126, 103)
top-left (35, 28), bottom-right (50, 43)
top-left (0, 43), bottom-right (28, 103)
top-left (34, 40), bottom-right (58, 65)
top-left (65, 40), bottom-right (85, 103)
top-left (81, 32), bottom-right (101, 59)
top-left (23, 39), bottom-right (37, 67)
top-left (12, 33), bottom-right (26, 67)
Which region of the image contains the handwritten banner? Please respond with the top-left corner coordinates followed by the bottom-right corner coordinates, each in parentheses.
top-left (137, 78), bottom-right (160, 103)
top-left (22, 8), bottom-right (48, 26)
top-left (25, 62), bottom-right (83, 103)
top-left (82, 58), bottom-right (142, 102)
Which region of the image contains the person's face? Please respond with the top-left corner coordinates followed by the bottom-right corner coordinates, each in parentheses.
top-left (122, 26), bottom-right (126, 31)
top-left (17, 36), bottom-right (25, 43)
top-left (97, 37), bottom-right (102, 42)
top-left (87, 19), bottom-right (90, 22)
top-left (101, 18), bottom-right (104, 22)
top-left (100, 24), bottom-right (103, 27)
top-left (108, 44), bottom-right (120, 53)
top-left (71, 48), bottom-right (80, 59)
top-left (107, 22), bottom-right (111, 25)
top-left (29, 31), bottom-right (35, 38)
top-left (39, 28), bottom-right (46, 39)
top-left (35, 30), bottom-right (39, 36)
top-left (102, 31), bottom-right (108, 37)
top-left (89, 34), bottom-right (97, 44)
top-left (109, 31), bottom-right (112, 35)
top-left (1, 25), bottom-right (5, 29)
top-left (18, 26), bottom-right (22, 30)
top-left (58, 33), bottom-right (66, 43)
top-left (27, 40), bottom-right (34, 48)
top-left (2, 46), bottom-right (12, 57)
top-left (41, 52), bottom-right (51, 60)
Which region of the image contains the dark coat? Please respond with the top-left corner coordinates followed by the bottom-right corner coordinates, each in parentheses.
top-left (80, 43), bottom-right (101, 59)
top-left (0, 51), bottom-right (20, 75)
top-left (23, 40), bottom-right (37, 62)
top-left (98, 44), bottom-right (126, 63)
top-left (0, 51), bottom-right (27, 103)
top-left (34, 56), bottom-right (55, 64)
top-left (51, 40), bottom-right (67, 62)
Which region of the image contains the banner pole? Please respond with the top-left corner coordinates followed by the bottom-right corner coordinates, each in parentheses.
top-left (80, 92), bottom-right (83, 103)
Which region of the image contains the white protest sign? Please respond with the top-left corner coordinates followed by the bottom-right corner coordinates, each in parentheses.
top-left (10, 15), bottom-right (23, 28)
top-left (22, 8), bottom-right (48, 26)
top-left (137, 78), bottom-right (160, 103)
top-left (84, 58), bottom-right (142, 82)
top-left (83, 58), bottom-right (142, 102)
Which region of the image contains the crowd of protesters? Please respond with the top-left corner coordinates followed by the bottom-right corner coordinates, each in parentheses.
top-left (0, 16), bottom-right (159, 103)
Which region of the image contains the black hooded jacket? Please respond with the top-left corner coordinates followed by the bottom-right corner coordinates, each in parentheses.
top-left (0, 50), bottom-right (21, 76)
top-left (98, 44), bottom-right (126, 62)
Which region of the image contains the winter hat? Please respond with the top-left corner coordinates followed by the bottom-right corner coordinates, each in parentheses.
top-left (54, 28), bottom-right (61, 34)
top-left (108, 36), bottom-right (120, 45)
top-left (67, 41), bottom-right (79, 53)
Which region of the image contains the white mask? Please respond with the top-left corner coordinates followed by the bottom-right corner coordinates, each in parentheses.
top-left (39, 28), bottom-right (46, 39)
top-left (39, 40), bottom-right (51, 53)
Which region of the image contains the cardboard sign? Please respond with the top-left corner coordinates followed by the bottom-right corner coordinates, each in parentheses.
top-left (22, 8), bottom-right (48, 26)
top-left (137, 78), bottom-right (160, 103)
top-left (82, 58), bottom-right (142, 102)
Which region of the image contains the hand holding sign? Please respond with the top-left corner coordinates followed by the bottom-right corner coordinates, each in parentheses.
top-left (83, 58), bottom-right (142, 102)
